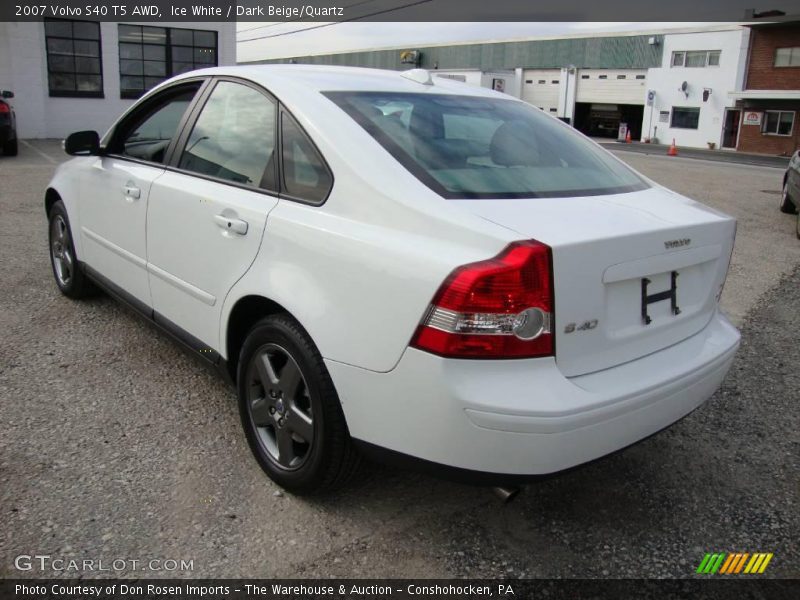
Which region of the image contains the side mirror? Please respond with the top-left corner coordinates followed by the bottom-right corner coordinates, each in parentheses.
top-left (1, 90), bottom-right (13, 99)
top-left (64, 130), bottom-right (100, 156)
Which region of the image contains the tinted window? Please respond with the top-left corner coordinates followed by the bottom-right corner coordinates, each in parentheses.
top-left (116, 86), bottom-right (198, 163)
top-left (281, 112), bottom-right (332, 203)
top-left (179, 81), bottom-right (277, 189)
top-left (671, 107), bottom-right (700, 130)
top-left (325, 92), bottom-right (647, 199)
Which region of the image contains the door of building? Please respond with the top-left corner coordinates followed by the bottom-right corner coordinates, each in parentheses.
top-left (722, 109), bottom-right (741, 149)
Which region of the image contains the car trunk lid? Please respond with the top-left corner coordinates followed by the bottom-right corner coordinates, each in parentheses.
top-left (457, 187), bottom-right (736, 377)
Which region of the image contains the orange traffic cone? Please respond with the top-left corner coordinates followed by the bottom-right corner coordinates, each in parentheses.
top-left (625, 130), bottom-right (632, 143)
top-left (667, 138), bottom-right (678, 156)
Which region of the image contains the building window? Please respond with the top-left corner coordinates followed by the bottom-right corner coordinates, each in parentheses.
top-left (617, 74), bottom-right (626, 79)
top-left (581, 74), bottom-right (590, 79)
top-left (551, 80), bottom-right (559, 84)
top-left (118, 25), bottom-right (217, 99)
top-left (671, 107), bottom-right (700, 129)
top-left (671, 50), bottom-right (720, 68)
top-left (775, 47), bottom-right (800, 67)
top-left (635, 74), bottom-right (646, 79)
top-left (44, 19), bottom-right (103, 98)
top-left (762, 111), bottom-right (795, 136)
top-left (598, 75), bottom-right (608, 79)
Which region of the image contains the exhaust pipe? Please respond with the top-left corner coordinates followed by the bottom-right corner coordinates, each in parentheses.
top-left (492, 486), bottom-right (521, 503)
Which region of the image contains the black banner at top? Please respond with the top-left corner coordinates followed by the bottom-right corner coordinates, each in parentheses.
top-left (2, 0), bottom-right (800, 22)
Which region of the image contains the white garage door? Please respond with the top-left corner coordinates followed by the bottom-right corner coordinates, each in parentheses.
top-left (522, 69), bottom-right (561, 115)
top-left (576, 69), bottom-right (647, 105)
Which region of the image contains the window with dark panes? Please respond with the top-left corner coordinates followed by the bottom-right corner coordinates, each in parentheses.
top-left (118, 25), bottom-right (217, 99)
top-left (762, 111), bottom-right (795, 136)
top-left (179, 82), bottom-right (277, 189)
top-left (281, 113), bottom-right (333, 203)
top-left (44, 19), bottom-right (103, 98)
top-left (671, 107), bottom-right (700, 129)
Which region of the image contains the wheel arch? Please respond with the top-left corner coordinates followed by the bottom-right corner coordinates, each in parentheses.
top-left (224, 294), bottom-right (298, 382)
top-left (45, 187), bottom-right (61, 216)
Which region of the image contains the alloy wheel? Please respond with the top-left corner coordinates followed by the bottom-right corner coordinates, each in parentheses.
top-left (245, 343), bottom-right (314, 470)
top-left (50, 214), bottom-right (73, 287)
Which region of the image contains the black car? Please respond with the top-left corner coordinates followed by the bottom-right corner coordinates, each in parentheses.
top-left (779, 149), bottom-right (800, 239)
top-left (0, 90), bottom-right (18, 157)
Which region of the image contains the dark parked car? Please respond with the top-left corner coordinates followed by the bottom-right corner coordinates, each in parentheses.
top-left (0, 90), bottom-right (18, 156)
top-left (779, 149), bottom-right (799, 238)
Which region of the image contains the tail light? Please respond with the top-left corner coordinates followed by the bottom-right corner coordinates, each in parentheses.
top-left (411, 240), bottom-right (554, 359)
top-left (0, 101), bottom-right (9, 114)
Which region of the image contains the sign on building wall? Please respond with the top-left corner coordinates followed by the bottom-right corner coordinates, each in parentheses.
top-left (743, 111), bottom-right (763, 126)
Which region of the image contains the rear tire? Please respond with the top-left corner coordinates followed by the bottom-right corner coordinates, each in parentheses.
top-left (237, 314), bottom-right (360, 495)
top-left (48, 200), bottom-right (96, 299)
top-left (780, 181), bottom-right (797, 214)
top-left (2, 137), bottom-right (17, 156)
top-left (796, 210), bottom-right (799, 240)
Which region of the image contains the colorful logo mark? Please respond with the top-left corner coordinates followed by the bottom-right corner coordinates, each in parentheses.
top-left (696, 552), bottom-right (773, 575)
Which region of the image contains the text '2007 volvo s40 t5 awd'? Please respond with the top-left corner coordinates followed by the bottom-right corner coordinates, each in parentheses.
top-left (46, 66), bottom-right (740, 494)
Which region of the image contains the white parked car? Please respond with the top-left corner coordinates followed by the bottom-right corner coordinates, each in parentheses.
top-left (46, 66), bottom-right (740, 494)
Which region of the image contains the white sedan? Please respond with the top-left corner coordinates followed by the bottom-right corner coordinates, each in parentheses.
top-left (46, 66), bottom-right (740, 494)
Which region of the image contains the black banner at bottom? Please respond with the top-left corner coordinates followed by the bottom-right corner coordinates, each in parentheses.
top-left (2, 579), bottom-right (799, 600)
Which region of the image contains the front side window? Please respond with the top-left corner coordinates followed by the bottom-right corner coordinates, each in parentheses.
top-left (775, 47), bottom-right (800, 67)
top-left (112, 84), bottom-right (200, 163)
top-left (179, 82), bottom-right (277, 189)
top-left (671, 107), bottom-right (700, 129)
top-left (326, 92), bottom-right (648, 199)
top-left (763, 111), bottom-right (795, 136)
top-left (118, 25), bottom-right (217, 99)
top-left (44, 19), bottom-right (102, 97)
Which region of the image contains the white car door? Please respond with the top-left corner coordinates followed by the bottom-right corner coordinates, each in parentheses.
top-left (145, 79), bottom-right (282, 350)
top-left (78, 82), bottom-right (203, 307)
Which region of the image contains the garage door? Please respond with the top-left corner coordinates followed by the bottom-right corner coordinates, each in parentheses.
top-left (522, 69), bottom-right (561, 115)
top-left (576, 70), bottom-right (647, 105)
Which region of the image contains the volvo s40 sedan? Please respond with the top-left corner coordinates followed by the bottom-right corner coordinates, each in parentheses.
top-left (46, 66), bottom-right (740, 494)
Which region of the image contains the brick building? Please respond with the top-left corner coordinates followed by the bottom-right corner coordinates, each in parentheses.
top-left (729, 21), bottom-right (800, 155)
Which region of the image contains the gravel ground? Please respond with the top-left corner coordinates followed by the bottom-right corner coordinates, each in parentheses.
top-left (0, 141), bottom-right (798, 579)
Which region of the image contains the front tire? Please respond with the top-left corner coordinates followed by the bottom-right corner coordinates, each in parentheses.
top-left (780, 181), bottom-right (797, 214)
top-left (48, 200), bottom-right (96, 298)
top-left (237, 314), bottom-right (360, 495)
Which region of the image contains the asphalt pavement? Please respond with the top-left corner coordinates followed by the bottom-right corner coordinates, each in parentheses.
top-left (0, 140), bottom-right (798, 579)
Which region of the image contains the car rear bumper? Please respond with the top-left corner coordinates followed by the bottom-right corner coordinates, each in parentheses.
top-left (326, 310), bottom-right (740, 476)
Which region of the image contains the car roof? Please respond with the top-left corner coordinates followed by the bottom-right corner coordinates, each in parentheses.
top-left (171, 64), bottom-right (506, 99)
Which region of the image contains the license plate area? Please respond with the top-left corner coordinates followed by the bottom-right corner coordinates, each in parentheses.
top-left (641, 270), bottom-right (680, 325)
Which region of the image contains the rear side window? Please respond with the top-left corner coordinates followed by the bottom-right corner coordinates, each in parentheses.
top-left (325, 91), bottom-right (648, 199)
top-left (112, 84), bottom-right (200, 164)
top-left (280, 112), bottom-right (332, 204)
top-left (179, 81), bottom-right (277, 189)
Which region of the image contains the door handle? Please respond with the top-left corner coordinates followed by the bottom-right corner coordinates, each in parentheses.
top-left (123, 185), bottom-right (141, 199)
top-left (214, 214), bottom-right (248, 235)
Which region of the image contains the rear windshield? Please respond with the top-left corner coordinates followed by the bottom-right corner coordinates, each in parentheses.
top-left (324, 91), bottom-right (649, 199)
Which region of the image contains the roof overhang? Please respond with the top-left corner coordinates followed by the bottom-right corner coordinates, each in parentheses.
top-left (728, 90), bottom-right (800, 100)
